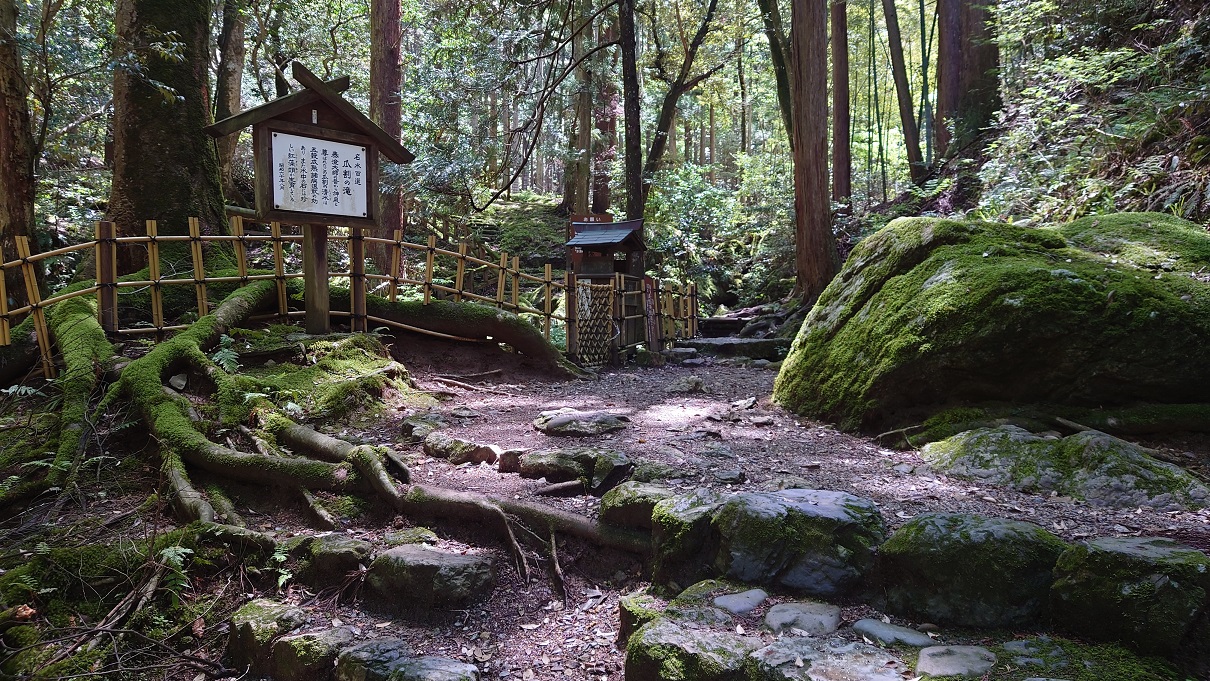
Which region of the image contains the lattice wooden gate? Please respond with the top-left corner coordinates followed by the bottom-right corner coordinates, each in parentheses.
top-left (575, 280), bottom-right (616, 369)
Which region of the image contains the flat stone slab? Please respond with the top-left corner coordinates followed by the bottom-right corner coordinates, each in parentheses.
top-left (748, 638), bottom-right (910, 680)
top-left (388, 656), bottom-right (480, 680)
top-left (916, 646), bottom-right (997, 677)
top-left (712, 588), bottom-right (768, 615)
top-left (532, 408), bottom-right (628, 436)
top-left (763, 602), bottom-right (841, 635)
top-left (366, 545), bottom-right (495, 610)
top-left (677, 336), bottom-right (790, 361)
top-left (852, 618), bottom-right (935, 647)
top-left (335, 638), bottom-right (415, 681)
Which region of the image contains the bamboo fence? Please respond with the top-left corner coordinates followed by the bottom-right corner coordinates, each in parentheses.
top-left (1, 217), bottom-right (699, 378)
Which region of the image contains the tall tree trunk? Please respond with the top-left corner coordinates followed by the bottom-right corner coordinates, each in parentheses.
top-left (883, 0), bottom-right (924, 183)
top-left (591, 22), bottom-right (617, 214)
top-left (370, 0), bottom-right (402, 273)
top-left (936, 0), bottom-right (998, 157)
top-left (830, 0), bottom-right (852, 204)
top-left (0, 0), bottom-right (36, 306)
top-left (619, 0), bottom-right (643, 220)
top-left (215, 0), bottom-right (246, 204)
top-left (790, 0), bottom-right (840, 302)
top-left (919, 0), bottom-right (934, 166)
top-left (110, 0), bottom-right (225, 272)
top-left (573, 0), bottom-right (592, 215)
top-left (755, 0), bottom-right (794, 150)
top-left (736, 22), bottom-right (748, 155)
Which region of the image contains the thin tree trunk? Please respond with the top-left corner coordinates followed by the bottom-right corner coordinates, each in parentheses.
top-left (755, 0), bottom-right (794, 150)
top-left (215, 0), bottom-right (247, 204)
top-left (370, 0), bottom-right (402, 273)
top-left (883, 0), bottom-right (924, 183)
top-left (619, 0), bottom-right (643, 219)
top-left (0, 0), bottom-right (37, 306)
top-left (790, 0), bottom-right (840, 302)
top-left (830, 0), bottom-right (852, 204)
top-left (736, 20), bottom-right (748, 155)
top-left (919, 0), bottom-right (934, 166)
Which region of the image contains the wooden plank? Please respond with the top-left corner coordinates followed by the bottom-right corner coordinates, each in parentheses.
top-left (350, 227), bottom-right (366, 332)
top-left (389, 229), bottom-right (402, 302)
top-left (188, 218), bottom-right (208, 318)
top-left (290, 62), bottom-right (414, 163)
top-left (0, 244), bottom-right (9, 346)
top-left (454, 243), bottom-right (467, 303)
top-left (543, 264), bottom-right (552, 339)
top-left (147, 220), bottom-right (164, 332)
top-left (303, 223), bottom-right (331, 334)
top-left (424, 235), bottom-right (435, 305)
top-left (204, 76), bottom-right (352, 137)
top-left (270, 222), bottom-right (289, 316)
top-left (495, 252), bottom-right (508, 307)
top-left (15, 237), bottom-right (54, 378)
top-left (231, 216), bottom-right (248, 284)
top-left (94, 221), bottom-right (118, 333)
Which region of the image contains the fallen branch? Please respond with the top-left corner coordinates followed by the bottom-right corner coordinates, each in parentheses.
top-left (429, 377), bottom-right (515, 396)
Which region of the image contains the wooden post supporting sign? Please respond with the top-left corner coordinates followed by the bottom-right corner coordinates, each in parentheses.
top-left (303, 224), bottom-right (330, 334)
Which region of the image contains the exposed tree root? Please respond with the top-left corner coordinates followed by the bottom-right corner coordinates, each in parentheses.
top-left (301, 488), bottom-right (339, 530)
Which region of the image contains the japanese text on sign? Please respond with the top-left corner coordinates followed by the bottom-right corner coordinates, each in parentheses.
top-left (271, 132), bottom-right (368, 219)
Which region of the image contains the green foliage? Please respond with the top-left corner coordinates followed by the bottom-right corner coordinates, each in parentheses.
top-left (209, 334), bottom-right (241, 373)
top-left (157, 545), bottom-right (194, 608)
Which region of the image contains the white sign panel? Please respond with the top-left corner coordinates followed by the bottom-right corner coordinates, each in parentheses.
top-left (271, 132), bottom-right (369, 218)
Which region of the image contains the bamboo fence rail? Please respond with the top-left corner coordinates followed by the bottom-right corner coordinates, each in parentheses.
top-left (2, 218), bottom-right (699, 378)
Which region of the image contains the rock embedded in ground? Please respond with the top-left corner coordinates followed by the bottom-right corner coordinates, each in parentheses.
top-left (665, 375), bottom-right (707, 393)
top-left (711, 489), bottom-right (886, 597)
top-left (915, 645), bottom-right (997, 677)
top-left (1001, 636), bottom-right (1070, 673)
top-left (773, 212), bottom-right (1210, 432)
top-left (366, 545), bottom-right (495, 610)
top-left (495, 448), bottom-right (524, 474)
top-left (386, 656), bottom-right (481, 680)
top-left (868, 512), bottom-right (1068, 627)
top-left (271, 626), bottom-right (358, 681)
top-left (763, 602), bottom-right (841, 636)
top-left (599, 482), bottom-right (676, 530)
top-left (335, 638), bottom-right (416, 681)
top-left (923, 426), bottom-right (1209, 510)
top-left (532, 407), bottom-right (628, 436)
top-left (618, 592), bottom-right (664, 644)
top-left (1050, 536), bottom-right (1210, 658)
top-left (302, 533), bottom-right (375, 586)
top-left (651, 489), bottom-right (727, 588)
top-left (747, 638), bottom-right (910, 681)
top-left (401, 411), bottom-right (448, 443)
top-left (422, 432), bottom-right (499, 465)
top-left (679, 336), bottom-right (790, 361)
top-left (624, 618), bottom-right (759, 681)
top-left (519, 448), bottom-right (587, 483)
top-left (712, 588), bottom-right (768, 615)
top-left (630, 459), bottom-right (689, 482)
top-left (228, 599), bottom-right (309, 675)
top-left (383, 527), bottom-right (439, 546)
top-left (851, 619), bottom-right (935, 647)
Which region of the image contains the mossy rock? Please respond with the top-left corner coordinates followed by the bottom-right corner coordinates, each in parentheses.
top-left (386, 655), bottom-right (481, 680)
top-left (1050, 536), bottom-right (1210, 659)
top-left (422, 432), bottom-right (498, 465)
top-left (384, 527), bottom-right (440, 547)
top-left (600, 482), bottom-right (677, 530)
top-left (532, 408), bottom-right (629, 436)
top-left (624, 618), bottom-right (760, 681)
top-left (335, 638), bottom-right (415, 681)
top-left (867, 512), bottom-right (1069, 627)
top-left (271, 626), bottom-right (358, 681)
top-left (365, 545), bottom-right (495, 611)
top-left (618, 591), bottom-right (664, 644)
top-left (651, 489), bottom-right (726, 591)
top-left (227, 599), bottom-right (309, 674)
top-left (773, 213), bottom-right (1210, 432)
top-left (922, 426), bottom-right (1210, 510)
top-left (401, 411), bottom-right (448, 443)
top-left (300, 534), bottom-right (375, 587)
top-left (519, 446), bottom-right (631, 491)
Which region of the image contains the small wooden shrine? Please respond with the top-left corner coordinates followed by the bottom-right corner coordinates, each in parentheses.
top-left (565, 217), bottom-right (647, 279)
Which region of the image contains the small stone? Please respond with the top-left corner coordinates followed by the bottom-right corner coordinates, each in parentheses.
top-left (712, 588), bottom-right (768, 615)
top-left (401, 412), bottom-right (448, 443)
top-left (383, 527), bottom-right (439, 546)
top-left (681, 358), bottom-right (707, 366)
top-left (168, 373), bottom-right (187, 390)
top-left (915, 646), bottom-right (996, 677)
top-left (496, 449), bottom-right (524, 474)
top-left (852, 619), bottom-right (935, 647)
top-left (422, 432), bottom-right (498, 465)
top-left (749, 415), bottom-right (774, 426)
top-left (750, 359), bottom-right (771, 369)
top-left (532, 408), bottom-right (628, 436)
top-left (665, 375), bottom-right (706, 394)
top-left (763, 602), bottom-right (842, 635)
top-left (450, 406), bottom-right (481, 418)
top-left (712, 469), bottom-right (746, 484)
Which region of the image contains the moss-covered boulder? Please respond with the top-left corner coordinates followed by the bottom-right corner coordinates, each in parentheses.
top-left (365, 545), bottom-right (495, 611)
top-left (227, 599), bottom-right (308, 674)
top-left (1050, 537), bottom-right (1210, 659)
top-left (868, 513), bottom-right (1069, 627)
top-left (651, 490), bottom-right (727, 589)
top-left (618, 591), bottom-right (664, 643)
top-left (300, 534), bottom-right (375, 587)
top-left (422, 432), bottom-right (499, 465)
top-left (401, 411), bottom-right (447, 443)
top-left (625, 618), bottom-right (760, 681)
top-left (923, 426), bottom-right (1209, 510)
top-left (271, 626), bottom-right (358, 681)
top-left (532, 408), bottom-right (629, 436)
top-left (335, 638), bottom-right (415, 681)
top-left (600, 482), bottom-right (677, 529)
top-left (711, 489), bottom-right (885, 598)
top-left (386, 656), bottom-right (480, 680)
top-left (773, 213), bottom-right (1210, 432)
top-left (519, 446), bottom-right (632, 492)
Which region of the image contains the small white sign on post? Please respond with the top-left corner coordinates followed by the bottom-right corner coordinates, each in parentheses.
top-left (270, 132), bottom-right (369, 218)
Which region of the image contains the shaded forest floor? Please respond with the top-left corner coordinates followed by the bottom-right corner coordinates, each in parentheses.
top-left (3, 331), bottom-right (1209, 679)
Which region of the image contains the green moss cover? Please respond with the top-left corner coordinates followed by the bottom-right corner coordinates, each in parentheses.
top-left (774, 213), bottom-right (1210, 432)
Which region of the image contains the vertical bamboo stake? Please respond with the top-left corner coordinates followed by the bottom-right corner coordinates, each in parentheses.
top-left (424, 235), bottom-right (436, 305)
top-left (543, 263), bottom-right (552, 339)
top-left (511, 256), bottom-right (520, 311)
top-left (271, 222), bottom-right (288, 317)
top-left (389, 229), bottom-right (402, 302)
top-left (495, 252), bottom-right (508, 307)
top-left (188, 217), bottom-right (207, 318)
top-left (565, 271), bottom-right (579, 358)
top-left (16, 237), bottom-right (53, 377)
top-left (350, 227), bottom-right (366, 333)
top-left (0, 245), bottom-right (9, 346)
top-left (94, 221), bottom-right (118, 333)
top-left (454, 243), bottom-right (467, 303)
top-left (231, 216), bottom-right (248, 285)
top-left (146, 220), bottom-right (165, 332)
top-left (689, 282), bottom-right (699, 336)
top-left (612, 273), bottom-right (624, 361)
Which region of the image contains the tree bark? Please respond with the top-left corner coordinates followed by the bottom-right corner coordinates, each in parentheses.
top-left (830, 0), bottom-right (852, 204)
top-left (790, 0), bottom-right (840, 302)
top-left (883, 0), bottom-right (925, 183)
top-left (756, 0), bottom-right (794, 150)
top-left (370, 0), bottom-right (403, 273)
top-left (0, 0), bottom-right (37, 306)
top-left (215, 0), bottom-right (247, 204)
top-left (618, 0), bottom-right (643, 220)
top-left (109, 0), bottom-right (225, 272)
top-left (935, 0), bottom-right (999, 157)
top-left (591, 23), bottom-right (617, 214)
